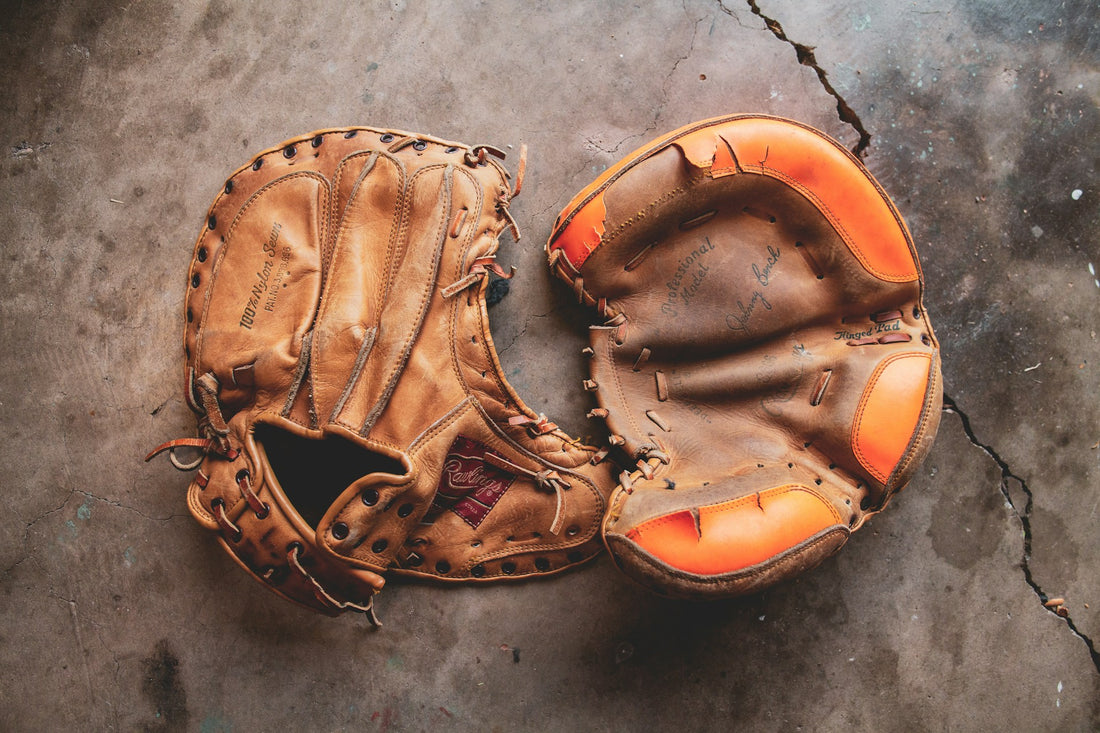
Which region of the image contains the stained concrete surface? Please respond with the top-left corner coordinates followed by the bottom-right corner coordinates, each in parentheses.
top-left (1, 0), bottom-right (1098, 730)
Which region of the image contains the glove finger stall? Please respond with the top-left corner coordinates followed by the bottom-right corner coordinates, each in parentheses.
top-left (169, 127), bottom-right (615, 618)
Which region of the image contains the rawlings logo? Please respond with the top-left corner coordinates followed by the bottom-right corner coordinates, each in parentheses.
top-left (426, 436), bottom-right (515, 529)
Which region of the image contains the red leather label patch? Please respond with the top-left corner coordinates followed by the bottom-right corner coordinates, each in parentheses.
top-left (428, 436), bottom-right (514, 529)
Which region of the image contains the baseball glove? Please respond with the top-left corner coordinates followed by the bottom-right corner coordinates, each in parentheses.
top-left (546, 114), bottom-right (942, 599)
top-left (148, 126), bottom-right (615, 622)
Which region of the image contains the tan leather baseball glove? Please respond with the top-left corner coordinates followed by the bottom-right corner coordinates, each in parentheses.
top-left (148, 126), bottom-right (615, 622)
top-left (546, 114), bottom-right (942, 599)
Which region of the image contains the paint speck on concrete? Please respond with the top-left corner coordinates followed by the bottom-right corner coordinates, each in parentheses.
top-left (1071, 189), bottom-right (1082, 200)
top-left (200, 713), bottom-right (233, 733)
top-left (76, 502), bottom-right (91, 521)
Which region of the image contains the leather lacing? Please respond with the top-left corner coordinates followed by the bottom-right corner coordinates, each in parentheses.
top-left (439, 144), bottom-right (527, 299)
top-left (287, 543), bottom-right (382, 626)
top-left (440, 256), bottom-right (515, 299)
top-left (579, 340), bottom-right (672, 494)
top-left (144, 373), bottom-right (237, 468)
top-left (146, 371), bottom-right (382, 625)
top-left (483, 451), bottom-right (571, 536)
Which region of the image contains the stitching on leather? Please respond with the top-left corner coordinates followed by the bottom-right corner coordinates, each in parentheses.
top-left (633, 484), bottom-right (843, 537)
top-left (603, 327), bottom-right (644, 446)
top-left (852, 352), bottom-right (928, 485)
top-left (360, 164), bottom-right (453, 434)
top-left (194, 170), bottom-right (328, 368)
top-left (885, 352), bottom-right (940, 495)
top-left (465, 398), bottom-right (608, 534)
top-left (613, 524), bottom-right (849, 586)
top-left (754, 166), bottom-right (915, 284)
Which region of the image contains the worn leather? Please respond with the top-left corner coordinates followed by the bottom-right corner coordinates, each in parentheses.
top-left (546, 115), bottom-right (942, 599)
top-left (170, 126), bottom-right (615, 618)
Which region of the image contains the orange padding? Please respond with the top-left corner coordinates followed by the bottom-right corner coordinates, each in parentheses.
top-left (852, 353), bottom-right (933, 484)
top-left (625, 485), bottom-right (842, 576)
top-left (722, 118), bottom-right (917, 283)
top-left (548, 115), bottom-right (919, 283)
top-left (552, 191), bottom-right (606, 277)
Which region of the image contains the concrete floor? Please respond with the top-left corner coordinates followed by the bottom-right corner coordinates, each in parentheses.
top-left (1, 0), bottom-right (1097, 730)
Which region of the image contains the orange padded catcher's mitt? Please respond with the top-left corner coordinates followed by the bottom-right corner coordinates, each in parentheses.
top-left (547, 115), bottom-right (942, 599)
top-left (149, 126), bottom-right (615, 622)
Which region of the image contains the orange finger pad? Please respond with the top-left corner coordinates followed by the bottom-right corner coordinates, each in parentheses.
top-left (625, 486), bottom-right (842, 575)
top-left (853, 352), bottom-right (934, 484)
top-left (718, 117), bottom-right (918, 283)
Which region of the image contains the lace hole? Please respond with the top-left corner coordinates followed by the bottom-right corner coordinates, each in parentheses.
top-left (332, 522), bottom-right (349, 540)
top-left (471, 564), bottom-right (486, 577)
top-left (412, 140), bottom-right (427, 151)
top-left (186, 308), bottom-right (193, 323)
top-left (566, 525), bottom-right (580, 537)
top-left (283, 146), bottom-right (296, 158)
top-left (406, 552), bottom-right (423, 567)
top-left (380, 133), bottom-right (395, 143)
top-left (534, 558), bottom-right (551, 571)
top-left (344, 131), bottom-right (358, 139)
top-left (361, 488), bottom-right (379, 506)
top-left (501, 562), bottom-right (516, 574)
top-left (251, 159), bottom-right (263, 171)
top-left (445, 146), bottom-right (458, 153)
top-left (196, 247), bottom-right (208, 263)
top-left (435, 560), bottom-right (451, 574)
top-left (191, 273), bottom-right (200, 288)
top-left (311, 135), bottom-right (323, 148)
top-left (207, 215), bottom-right (216, 230)
top-left (567, 551), bottom-right (584, 563)
top-left (397, 503), bottom-right (414, 518)
top-left (371, 539), bottom-right (388, 553)
top-left (224, 180), bottom-right (233, 195)
top-left (255, 504), bottom-right (270, 520)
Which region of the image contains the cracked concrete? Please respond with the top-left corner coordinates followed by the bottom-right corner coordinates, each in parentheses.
top-left (946, 394), bottom-right (1100, 672)
top-left (1, 0), bottom-right (1098, 730)
top-left (741, 0), bottom-right (873, 155)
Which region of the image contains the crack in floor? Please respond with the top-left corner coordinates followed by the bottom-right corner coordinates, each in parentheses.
top-left (736, 0), bottom-right (872, 157)
top-left (560, 2), bottom-right (704, 202)
top-left (944, 394), bottom-right (1100, 674)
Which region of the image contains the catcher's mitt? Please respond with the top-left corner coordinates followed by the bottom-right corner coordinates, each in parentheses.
top-left (546, 115), bottom-right (942, 599)
top-left (149, 126), bottom-right (615, 621)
